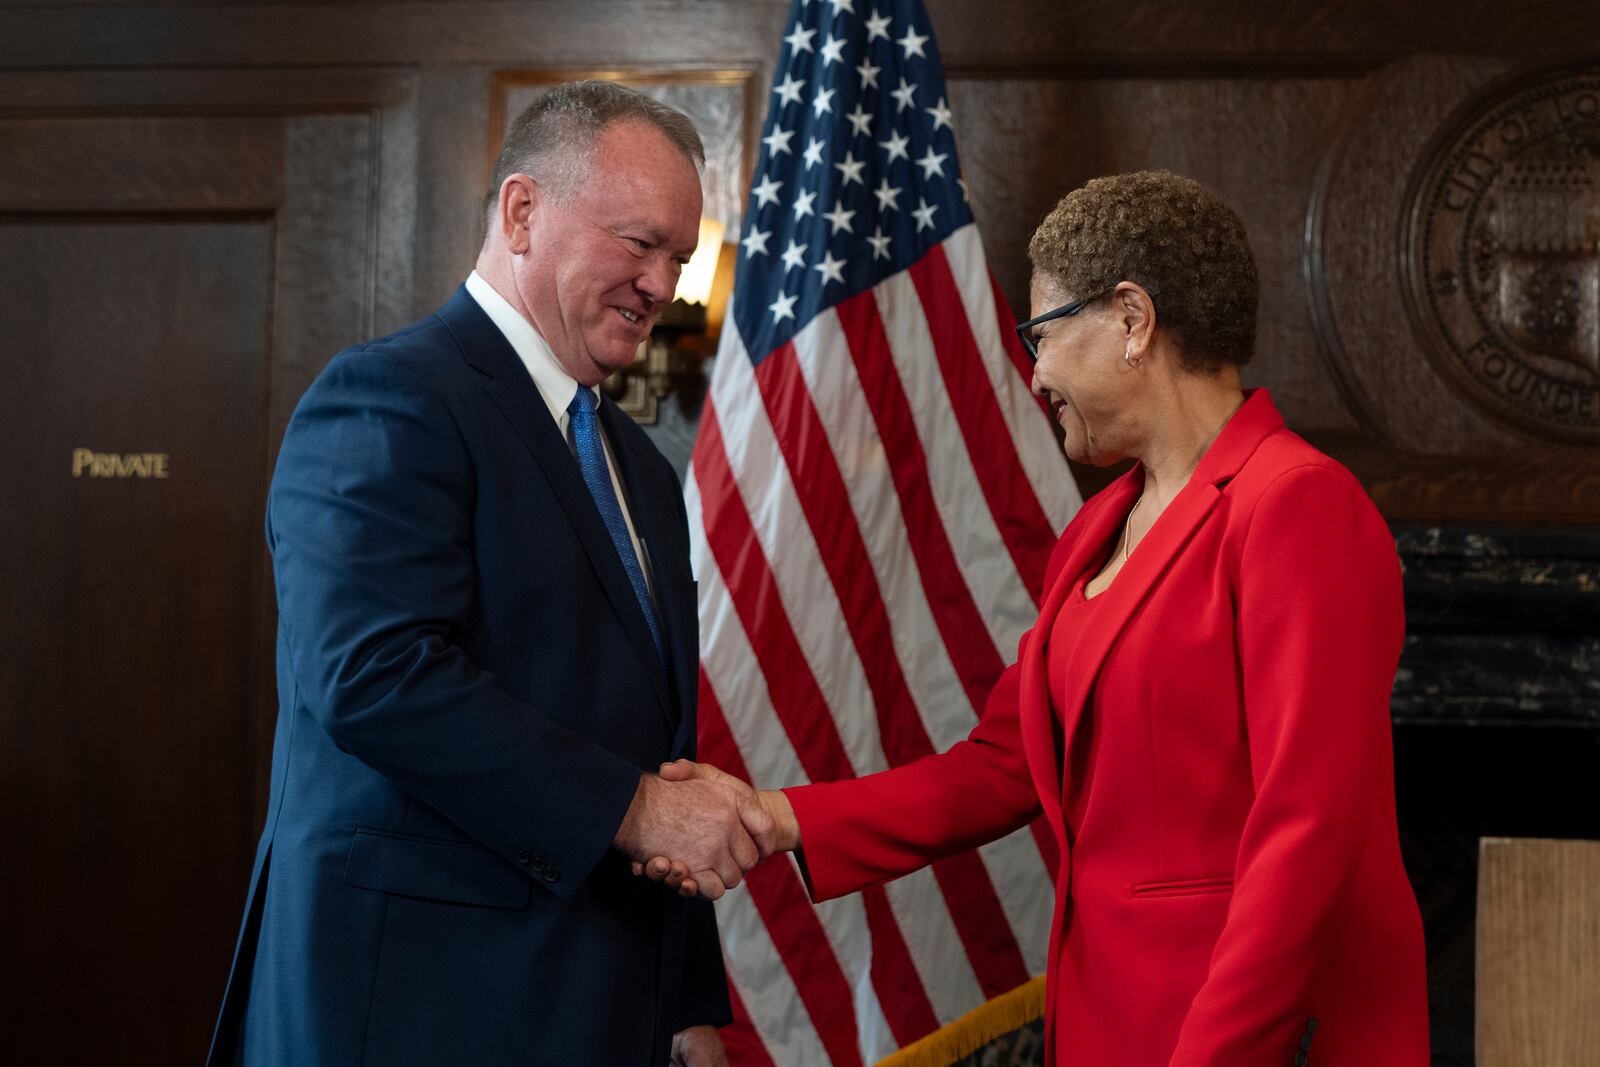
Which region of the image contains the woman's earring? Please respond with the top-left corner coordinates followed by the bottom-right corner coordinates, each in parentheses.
top-left (1124, 345), bottom-right (1142, 369)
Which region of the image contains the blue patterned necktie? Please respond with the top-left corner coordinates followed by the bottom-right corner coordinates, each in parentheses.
top-left (567, 388), bottom-right (665, 663)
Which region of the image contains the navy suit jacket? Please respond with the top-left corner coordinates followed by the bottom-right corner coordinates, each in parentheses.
top-left (208, 288), bottom-right (729, 1066)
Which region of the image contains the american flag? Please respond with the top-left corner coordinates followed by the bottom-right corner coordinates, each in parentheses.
top-left (684, 0), bottom-right (1081, 1062)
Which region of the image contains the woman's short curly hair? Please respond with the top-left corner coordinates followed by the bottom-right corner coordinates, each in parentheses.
top-left (1027, 171), bottom-right (1258, 373)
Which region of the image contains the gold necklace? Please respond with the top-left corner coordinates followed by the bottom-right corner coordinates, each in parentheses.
top-left (1122, 493), bottom-right (1144, 563)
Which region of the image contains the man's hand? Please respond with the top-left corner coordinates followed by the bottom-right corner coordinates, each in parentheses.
top-left (613, 770), bottom-right (775, 900)
top-left (632, 760), bottom-right (800, 898)
top-left (671, 1025), bottom-right (728, 1067)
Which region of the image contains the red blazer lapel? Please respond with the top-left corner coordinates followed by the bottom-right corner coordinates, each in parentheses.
top-left (1022, 389), bottom-right (1288, 833)
top-left (1017, 473), bottom-right (1140, 846)
top-left (1190, 388), bottom-right (1284, 487)
top-left (1052, 481), bottom-right (1224, 800)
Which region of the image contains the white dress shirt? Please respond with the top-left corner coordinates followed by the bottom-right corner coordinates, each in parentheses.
top-left (464, 271), bottom-right (656, 601)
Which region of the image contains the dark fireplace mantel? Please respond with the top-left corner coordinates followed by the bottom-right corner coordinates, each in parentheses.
top-left (1393, 522), bottom-right (1598, 729)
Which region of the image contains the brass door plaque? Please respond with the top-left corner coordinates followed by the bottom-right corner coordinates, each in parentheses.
top-left (72, 448), bottom-right (170, 478)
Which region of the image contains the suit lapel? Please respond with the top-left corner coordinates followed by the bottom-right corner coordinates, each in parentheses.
top-left (436, 288), bottom-right (675, 728)
top-left (600, 399), bottom-right (694, 733)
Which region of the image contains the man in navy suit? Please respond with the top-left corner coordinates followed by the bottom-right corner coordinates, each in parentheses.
top-left (208, 82), bottom-right (769, 1067)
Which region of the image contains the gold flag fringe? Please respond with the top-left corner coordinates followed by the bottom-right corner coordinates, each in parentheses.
top-left (873, 975), bottom-right (1047, 1067)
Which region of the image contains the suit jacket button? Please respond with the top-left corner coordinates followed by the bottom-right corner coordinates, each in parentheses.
top-left (1304, 1017), bottom-right (1318, 1033)
top-left (1300, 1033), bottom-right (1314, 1051)
top-left (513, 849), bottom-right (532, 866)
top-left (542, 869), bottom-right (560, 883)
top-left (1294, 1054), bottom-right (1307, 1067)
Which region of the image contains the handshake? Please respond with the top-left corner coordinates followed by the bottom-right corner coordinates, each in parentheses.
top-left (612, 760), bottom-right (799, 899)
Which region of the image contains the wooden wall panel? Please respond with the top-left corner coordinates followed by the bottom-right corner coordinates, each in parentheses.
top-left (0, 117), bottom-right (285, 211)
top-left (4, 1), bottom-right (1593, 70)
top-left (415, 66), bottom-right (496, 311)
top-left (0, 215), bottom-right (273, 1062)
top-left (0, 71), bottom-right (418, 1061)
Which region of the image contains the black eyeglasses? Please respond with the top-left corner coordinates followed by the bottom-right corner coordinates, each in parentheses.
top-left (1014, 288), bottom-right (1112, 362)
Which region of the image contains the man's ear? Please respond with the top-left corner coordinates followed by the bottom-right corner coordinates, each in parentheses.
top-left (499, 173), bottom-right (541, 255)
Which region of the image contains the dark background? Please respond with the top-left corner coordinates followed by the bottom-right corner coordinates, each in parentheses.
top-left (0, 1), bottom-right (1595, 1062)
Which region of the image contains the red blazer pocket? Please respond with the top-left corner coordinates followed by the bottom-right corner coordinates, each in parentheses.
top-left (1131, 876), bottom-right (1235, 899)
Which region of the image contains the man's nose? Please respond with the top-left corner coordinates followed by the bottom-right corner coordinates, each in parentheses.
top-left (638, 258), bottom-right (679, 305)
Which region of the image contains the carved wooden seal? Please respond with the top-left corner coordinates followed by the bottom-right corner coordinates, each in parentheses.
top-left (1403, 68), bottom-right (1600, 443)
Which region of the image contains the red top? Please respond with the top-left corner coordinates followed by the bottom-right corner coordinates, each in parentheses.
top-left (1048, 556), bottom-right (1114, 840)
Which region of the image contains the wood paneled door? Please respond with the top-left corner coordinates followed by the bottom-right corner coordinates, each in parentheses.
top-left (0, 69), bottom-right (416, 1062)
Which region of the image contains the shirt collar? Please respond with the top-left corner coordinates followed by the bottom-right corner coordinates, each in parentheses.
top-left (464, 270), bottom-right (597, 425)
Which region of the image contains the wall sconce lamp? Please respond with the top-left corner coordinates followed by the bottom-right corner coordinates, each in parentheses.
top-left (603, 218), bottom-right (737, 423)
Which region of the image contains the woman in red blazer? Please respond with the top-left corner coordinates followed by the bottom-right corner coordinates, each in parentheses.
top-left (652, 171), bottom-right (1429, 1066)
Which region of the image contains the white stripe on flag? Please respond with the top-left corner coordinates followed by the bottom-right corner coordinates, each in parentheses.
top-left (705, 349), bottom-right (998, 1023)
top-left (792, 305), bottom-right (1057, 979)
top-left (882, 866), bottom-right (987, 1024)
top-left (706, 325), bottom-right (891, 779)
top-left (872, 272), bottom-right (1036, 650)
top-left (713, 892), bottom-right (831, 1066)
top-left (944, 224), bottom-right (1083, 537)
top-left (685, 466), bottom-right (706, 583)
top-left (977, 828), bottom-right (1055, 976)
top-left (790, 307), bottom-right (984, 752)
top-left (696, 568), bottom-right (899, 1061)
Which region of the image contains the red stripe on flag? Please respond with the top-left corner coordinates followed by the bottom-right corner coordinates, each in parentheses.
top-left (751, 342), bottom-right (929, 766)
top-left (837, 287), bottom-right (1065, 891)
top-left (860, 883), bottom-right (940, 1040)
top-left (699, 671), bottom-right (859, 1067)
top-left (694, 407), bottom-right (853, 780)
top-left (910, 246), bottom-right (1055, 604)
top-left (722, 977), bottom-right (780, 1067)
top-left (834, 289), bottom-right (1007, 710)
top-left (754, 344), bottom-right (1031, 998)
top-left (694, 406), bottom-right (942, 1046)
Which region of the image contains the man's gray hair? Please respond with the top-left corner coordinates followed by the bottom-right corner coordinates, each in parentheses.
top-left (484, 80), bottom-right (705, 224)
